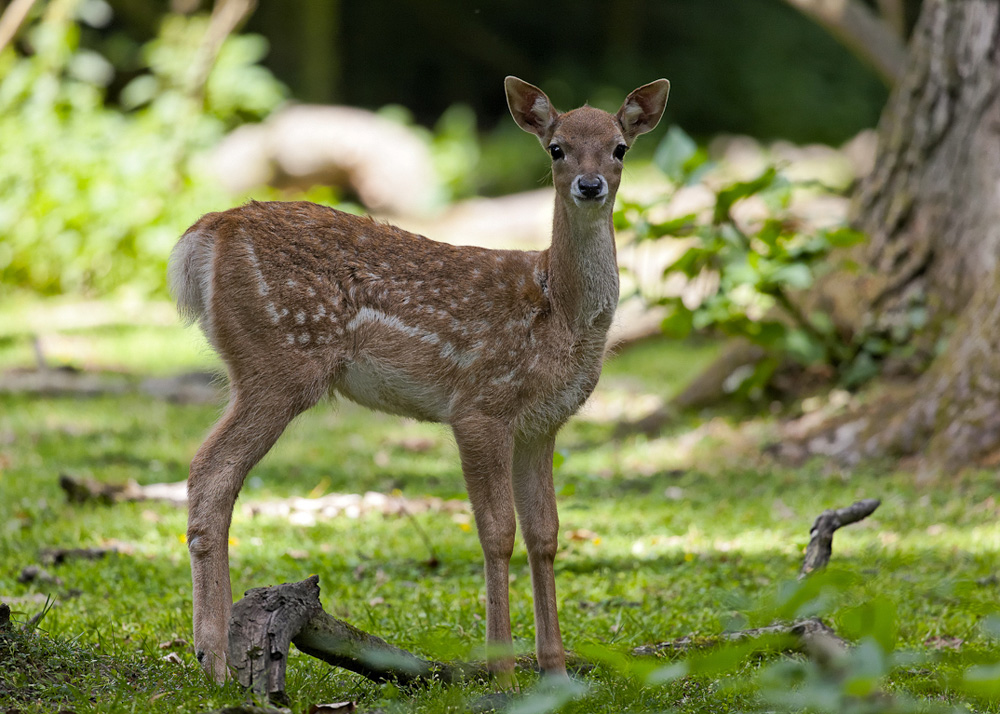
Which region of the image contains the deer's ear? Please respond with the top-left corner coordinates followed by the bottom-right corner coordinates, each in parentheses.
top-left (505, 76), bottom-right (559, 143)
top-left (617, 79), bottom-right (670, 145)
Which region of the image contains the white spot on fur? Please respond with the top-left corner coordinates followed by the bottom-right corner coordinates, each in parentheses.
top-left (295, 311), bottom-right (306, 325)
top-left (246, 245), bottom-right (270, 297)
top-left (489, 370), bottom-right (518, 386)
top-left (266, 302), bottom-right (281, 324)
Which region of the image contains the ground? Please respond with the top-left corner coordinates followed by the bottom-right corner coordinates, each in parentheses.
top-left (1, 297), bottom-right (999, 713)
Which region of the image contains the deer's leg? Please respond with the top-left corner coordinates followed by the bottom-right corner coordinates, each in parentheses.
top-left (512, 432), bottom-right (567, 677)
top-left (187, 382), bottom-right (321, 682)
top-left (453, 413), bottom-right (517, 684)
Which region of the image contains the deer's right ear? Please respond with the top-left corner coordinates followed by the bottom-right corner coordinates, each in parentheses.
top-left (505, 76), bottom-right (558, 143)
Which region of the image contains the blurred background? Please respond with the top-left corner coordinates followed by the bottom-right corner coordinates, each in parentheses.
top-left (0, 0), bottom-right (910, 302)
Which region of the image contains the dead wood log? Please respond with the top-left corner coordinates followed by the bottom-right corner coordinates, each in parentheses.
top-left (229, 576), bottom-right (480, 701)
top-left (799, 498), bottom-right (880, 578)
top-left (229, 577), bottom-right (324, 703)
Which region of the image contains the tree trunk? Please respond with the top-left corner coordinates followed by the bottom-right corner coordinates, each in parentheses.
top-left (798, 0), bottom-right (1000, 470)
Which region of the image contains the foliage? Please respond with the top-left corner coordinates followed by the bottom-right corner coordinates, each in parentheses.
top-left (0, 4), bottom-right (287, 297)
top-left (615, 127), bottom-right (879, 397)
top-left (1, 308), bottom-right (1000, 712)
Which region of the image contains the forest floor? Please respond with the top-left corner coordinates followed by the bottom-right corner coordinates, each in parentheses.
top-left (1, 296), bottom-right (1000, 713)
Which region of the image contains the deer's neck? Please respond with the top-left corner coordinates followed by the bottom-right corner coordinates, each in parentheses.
top-left (546, 199), bottom-right (620, 334)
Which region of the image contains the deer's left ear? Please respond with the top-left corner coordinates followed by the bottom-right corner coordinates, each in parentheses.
top-left (617, 79), bottom-right (670, 145)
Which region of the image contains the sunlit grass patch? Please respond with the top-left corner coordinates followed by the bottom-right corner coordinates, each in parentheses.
top-left (2, 299), bottom-right (1000, 712)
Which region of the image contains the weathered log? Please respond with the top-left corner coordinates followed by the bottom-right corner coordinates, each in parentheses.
top-left (799, 498), bottom-right (880, 578)
top-left (229, 576), bottom-right (482, 701)
top-left (229, 577), bottom-right (325, 702)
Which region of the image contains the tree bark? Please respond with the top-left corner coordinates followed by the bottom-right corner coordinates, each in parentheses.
top-left (796, 0), bottom-right (1000, 471)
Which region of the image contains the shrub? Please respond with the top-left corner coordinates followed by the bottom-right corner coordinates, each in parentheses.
top-left (0, 7), bottom-right (286, 297)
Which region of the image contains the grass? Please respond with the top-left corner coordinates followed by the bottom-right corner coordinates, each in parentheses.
top-left (2, 297), bottom-right (1000, 712)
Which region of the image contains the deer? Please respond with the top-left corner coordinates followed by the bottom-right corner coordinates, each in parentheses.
top-left (169, 76), bottom-right (670, 685)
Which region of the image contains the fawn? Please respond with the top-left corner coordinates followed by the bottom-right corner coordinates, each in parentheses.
top-left (170, 76), bottom-right (669, 684)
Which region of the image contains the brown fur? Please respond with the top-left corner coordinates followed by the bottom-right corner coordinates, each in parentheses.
top-left (170, 76), bottom-right (669, 684)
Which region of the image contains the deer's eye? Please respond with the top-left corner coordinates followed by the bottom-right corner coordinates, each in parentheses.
top-left (613, 144), bottom-right (628, 161)
top-left (548, 144), bottom-right (564, 160)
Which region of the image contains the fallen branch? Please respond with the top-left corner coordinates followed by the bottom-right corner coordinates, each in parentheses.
top-left (799, 498), bottom-right (881, 578)
top-left (229, 577), bottom-right (481, 700)
top-left (59, 473), bottom-right (188, 506)
top-left (58, 473), bottom-right (468, 522)
top-left (632, 616), bottom-right (848, 658)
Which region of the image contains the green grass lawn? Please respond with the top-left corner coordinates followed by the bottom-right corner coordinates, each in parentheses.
top-left (2, 299), bottom-right (1000, 712)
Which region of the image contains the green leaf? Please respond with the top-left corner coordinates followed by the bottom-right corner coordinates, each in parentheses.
top-left (808, 310), bottom-right (835, 336)
top-left (839, 598), bottom-right (898, 653)
top-left (653, 126), bottom-right (698, 182)
top-left (745, 320), bottom-right (787, 348)
top-left (660, 308), bottom-right (694, 339)
top-left (840, 351), bottom-right (879, 388)
top-left (770, 263), bottom-right (813, 290)
top-left (713, 166), bottom-right (777, 224)
top-left (644, 212), bottom-right (700, 239)
top-left (823, 226), bottom-right (867, 248)
top-left (664, 246), bottom-right (709, 277)
top-left (783, 328), bottom-right (825, 364)
top-left (756, 219), bottom-right (784, 250)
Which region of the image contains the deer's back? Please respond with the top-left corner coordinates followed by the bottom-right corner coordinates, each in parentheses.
top-left (186, 201), bottom-right (608, 432)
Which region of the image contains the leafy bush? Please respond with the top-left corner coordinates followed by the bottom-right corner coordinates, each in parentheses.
top-left (616, 127), bottom-right (874, 395)
top-left (0, 7), bottom-right (287, 297)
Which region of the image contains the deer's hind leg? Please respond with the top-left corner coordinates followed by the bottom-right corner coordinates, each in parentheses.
top-left (187, 374), bottom-right (325, 682)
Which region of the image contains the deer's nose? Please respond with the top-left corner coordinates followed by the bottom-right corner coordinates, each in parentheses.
top-left (573, 174), bottom-right (607, 201)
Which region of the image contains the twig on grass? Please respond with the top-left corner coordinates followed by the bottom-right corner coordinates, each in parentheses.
top-left (632, 616), bottom-right (849, 658)
top-left (799, 498), bottom-right (881, 578)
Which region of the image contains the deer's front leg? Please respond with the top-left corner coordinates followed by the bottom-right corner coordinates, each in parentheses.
top-left (453, 414), bottom-right (517, 685)
top-left (513, 432), bottom-right (567, 678)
